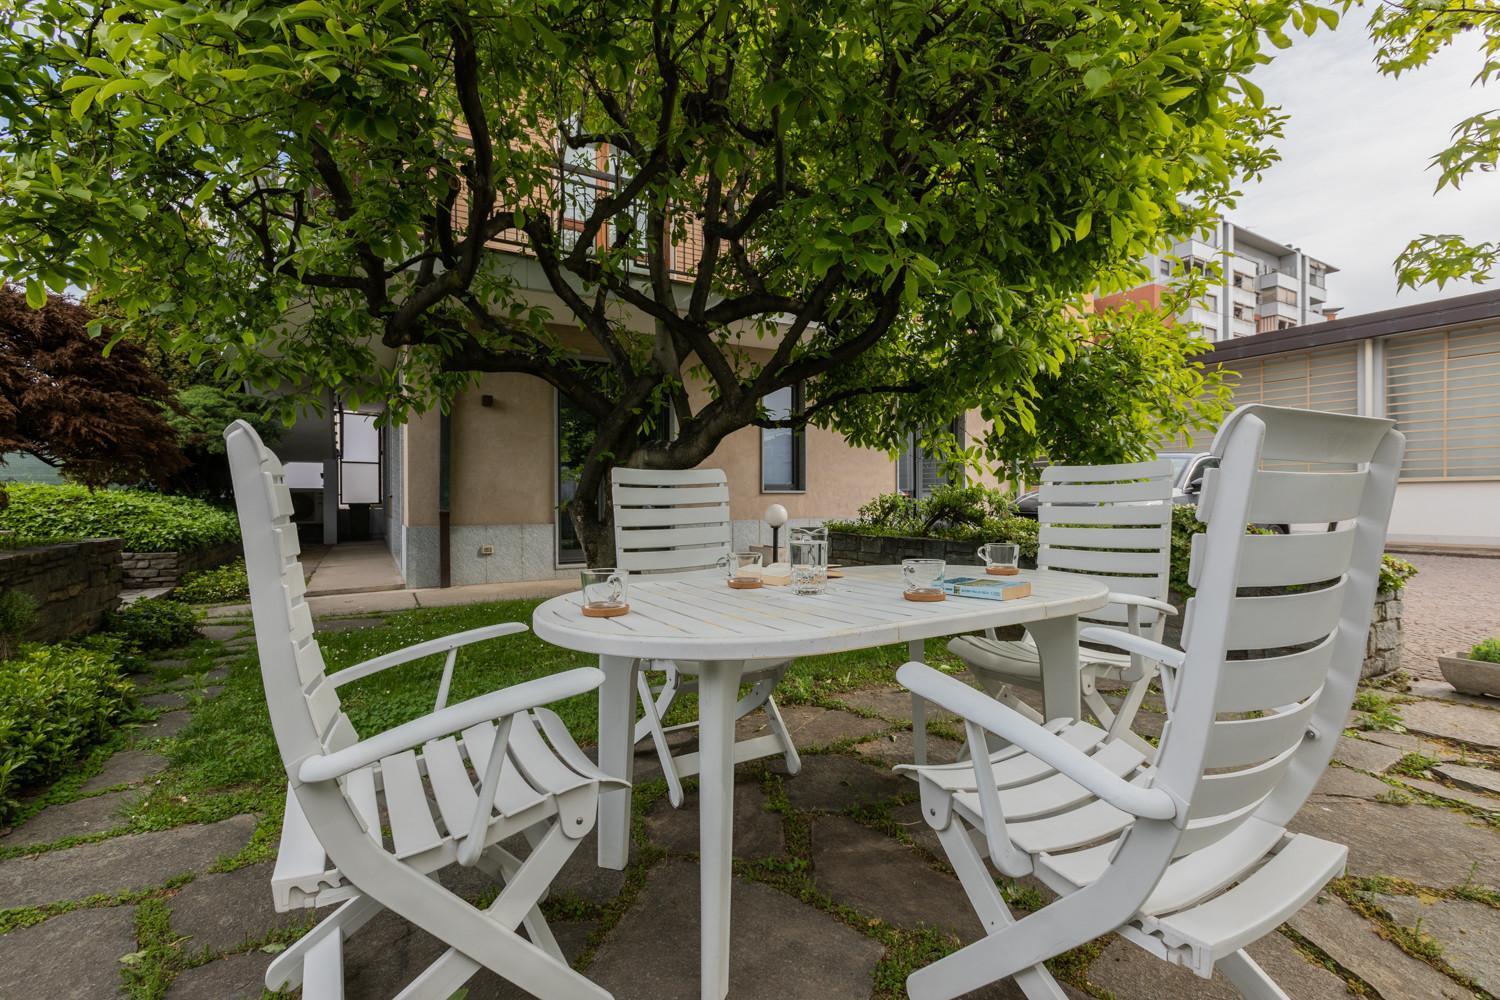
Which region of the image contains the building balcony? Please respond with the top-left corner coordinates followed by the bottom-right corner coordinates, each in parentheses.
top-left (1256, 299), bottom-right (1300, 321)
top-left (1170, 238), bottom-right (1220, 267)
top-left (1255, 269), bottom-right (1299, 293)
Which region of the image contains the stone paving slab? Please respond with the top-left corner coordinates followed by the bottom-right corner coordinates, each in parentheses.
top-left (588, 861), bottom-right (884, 1000)
top-left (811, 815), bottom-right (980, 942)
top-left (833, 686), bottom-right (956, 724)
top-left (1373, 893), bottom-right (1500, 995)
top-left (140, 691), bottom-right (191, 711)
top-left (81, 750), bottom-right (167, 792)
top-left (1313, 767), bottom-right (1392, 801)
top-left (1331, 736), bottom-right (1405, 774)
top-left (1287, 894), bottom-right (1472, 999)
top-left (165, 950), bottom-right (274, 999)
top-left (0, 904), bottom-right (136, 999)
top-left (1088, 931), bottom-right (1353, 1000)
top-left (133, 710), bottom-right (194, 742)
top-left (1291, 798), bottom-right (1500, 888)
top-left (644, 782), bottom-right (785, 859)
top-left (0, 815), bottom-right (257, 908)
top-left (197, 624), bottom-right (244, 642)
top-left (1399, 776), bottom-right (1500, 813)
top-left (852, 730), bottom-right (963, 767)
top-left (780, 754), bottom-right (910, 813)
top-left (1400, 700), bottom-right (1500, 751)
top-left (550, 830), bottom-right (627, 906)
top-left (1357, 728), bottom-right (1461, 760)
top-left (737, 704), bottom-right (888, 749)
top-left (1436, 762), bottom-right (1500, 797)
top-left (169, 862), bottom-right (311, 955)
top-left (1, 788), bottom-right (137, 849)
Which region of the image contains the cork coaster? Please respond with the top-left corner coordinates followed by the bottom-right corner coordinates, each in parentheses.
top-left (986, 566), bottom-right (1021, 576)
top-left (727, 578), bottom-right (763, 590)
top-left (582, 603), bottom-right (630, 618)
top-left (903, 589), bottom-right (946, 602)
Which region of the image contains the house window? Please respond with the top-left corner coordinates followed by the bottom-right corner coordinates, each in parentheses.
top-left (1232, 304), bottom-right (1248, 320)
top-left (760, 384), bottom-right (805, 491)
top-left (1260, 286), bottom-right (1297, 306)
top-left (1204, 293), bottom-right (1218, 312)
top-left (897, 418), bottom-right (965, 498)
top-left (1232, 272), bottom-right (1245, 289)
top-left (1201, 325), bottom-right (1217, 340)
top-left (1158, 259), bottom-right (1172, 277)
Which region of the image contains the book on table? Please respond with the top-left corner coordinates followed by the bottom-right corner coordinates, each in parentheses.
top-left (940, 576), bottom-right (1033, 601)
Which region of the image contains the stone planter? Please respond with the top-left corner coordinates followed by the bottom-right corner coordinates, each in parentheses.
top-left (1438, 651), bottom-right (1500, 699)
top-left (121, 541), bottom-right (241, 590)
top-left (829, 531), bottom-right (1037, 571)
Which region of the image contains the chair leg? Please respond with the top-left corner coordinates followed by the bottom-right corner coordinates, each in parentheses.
top-left (636, 670), bottom-right (685, 807)
top-left (1219, 948), bottom-right (1292, 1000)
top-left (632, 664), bottom-right (679, 745)
top-left (762, 694), bottom-right (802, 775)
top-left (265, 894), bottom-right (384, 991)
top-left (930, 820), bottom-right (1067, 1000)
top-left (1084, 667), bottom-right (1157, 758)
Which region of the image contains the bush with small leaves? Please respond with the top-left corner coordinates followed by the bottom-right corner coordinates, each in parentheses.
top-left (0, 641), bottom-right (134, 823)
top-left (106, 597), bottom-right (201, 653)
top-left (1471, 638), bottom-right (1500, 664)
top-left (0, 483), bottom-right (238, 551)
top-left (174, 558), bottom-right (248, 604)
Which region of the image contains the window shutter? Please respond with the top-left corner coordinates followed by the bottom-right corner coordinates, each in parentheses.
top-left (1386, 326), bottom-right (1500, 480)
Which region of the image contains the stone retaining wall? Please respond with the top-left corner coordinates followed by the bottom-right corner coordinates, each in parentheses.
top-left (0, 540), bottom-right (122, 642)
top-left (121, 542), bottom-right (240, 590)
top-left (1363, 589), bottom-right (1404, 680)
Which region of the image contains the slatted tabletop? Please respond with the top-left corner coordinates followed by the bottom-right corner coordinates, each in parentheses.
top-left (532, 565), bottom-right (1110, 661)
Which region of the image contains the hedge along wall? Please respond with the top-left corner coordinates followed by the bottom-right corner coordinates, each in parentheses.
top-left (0, 540), bottom-right (122, 642)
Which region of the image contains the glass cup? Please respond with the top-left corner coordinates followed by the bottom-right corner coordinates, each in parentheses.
top-left (902, 558), bottom-right (946, 598)
top-left (789, 525), bottom-right (829, 596)
top-left (720, 551), bottom-right (765, 589)
top-left (977, 541), bottom-right (1021, 576)
top-left (580, 568), bottom-right (628, 611)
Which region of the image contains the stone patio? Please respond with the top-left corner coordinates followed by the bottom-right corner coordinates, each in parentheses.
top-left (3, 565), bottom-right (1499, 998)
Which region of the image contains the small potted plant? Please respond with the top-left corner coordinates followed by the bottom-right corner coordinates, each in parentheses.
top-left (1439, 637), bottom-right (1500, 699)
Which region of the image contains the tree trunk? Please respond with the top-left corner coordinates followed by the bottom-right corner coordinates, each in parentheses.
top-left (570, 465), bottom-right (617, 569)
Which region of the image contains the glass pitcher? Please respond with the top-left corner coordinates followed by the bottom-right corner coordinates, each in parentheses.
top-left (788, 525), bottom-right (829, 595)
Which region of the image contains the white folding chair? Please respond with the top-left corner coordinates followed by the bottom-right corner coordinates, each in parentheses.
top-left (947, 459), bottom-right (1175, 751)
top-left (897, 404), bottom-right (1403, 1000)
top-left (226, 420), bottom-right (623, 1000)
top-left (611, 467), bottom-right (800, 808)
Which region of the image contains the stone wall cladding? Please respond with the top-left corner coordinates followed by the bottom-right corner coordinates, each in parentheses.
top-left (120, 542), bottom-right (241, 590)
top-left (0, 539), bottom-right (123, 642)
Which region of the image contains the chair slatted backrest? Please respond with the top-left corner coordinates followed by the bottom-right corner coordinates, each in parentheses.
top-left (1152, 405), bottom-right (1403, 858)
top-left (611, 467), bottom-right (734, 576)
top-left (225, 420), bottom-right (358, 775)
top-left (1037, 460), bottom-right (1174, 633)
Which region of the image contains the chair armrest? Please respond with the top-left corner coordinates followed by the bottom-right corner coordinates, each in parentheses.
top-left (331, 623), bottom-right (528, 689)
top-left (298, 667), bottom-right (604, 782)
top-left (895, 662), bottom-right (1180, 821)
top-left (1106, 593), bottom-right (1178, 617)
top-left (1079, 627), bottom-right (1184, 669)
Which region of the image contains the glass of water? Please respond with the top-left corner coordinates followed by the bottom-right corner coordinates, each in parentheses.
top-left (789, 525), bottom-right (829, 595)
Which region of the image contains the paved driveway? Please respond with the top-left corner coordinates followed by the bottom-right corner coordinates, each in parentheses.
top-left (1400, 553), bottom-right (1500, 681)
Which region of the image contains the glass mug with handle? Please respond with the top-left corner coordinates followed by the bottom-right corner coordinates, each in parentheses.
top-left (977, 541), bottom-right (1021, 576)
top-left (902, 558), bottom-right (946, 601)
top-left (788, 525), bottom-right (829, 595)
top-left (580, 568), bottom-right (628, 617)
top-left (719, 550), bottom-right (765, 589)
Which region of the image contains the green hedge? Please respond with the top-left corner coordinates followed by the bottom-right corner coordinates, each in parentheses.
top-left (825, 486), bottom-right (1039, 559)
top-left (0, 483), bottom-right (239, 551)
top-left (175, 558), bottom-right (249, 604)
top-left (107, 597), bottom-right (202, 653)
top-left (0, 640), bottom-right (134, 824)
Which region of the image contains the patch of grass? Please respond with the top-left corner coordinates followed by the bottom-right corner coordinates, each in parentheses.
top-left (1352, 690), bottom-right (1405, 733)
top-left (1389, 752), bottom-right (1442, 778)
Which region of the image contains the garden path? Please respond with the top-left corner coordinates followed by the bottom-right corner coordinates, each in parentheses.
top-left (0, 608), bottom-right (1498, 999)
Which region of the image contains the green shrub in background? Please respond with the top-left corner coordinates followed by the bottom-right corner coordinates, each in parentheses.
top-left (1169, 505), bottom-right (1418, 597)
top-left (826, 488), bottom-right (1036, 558)
top-left (175, 558), bottom-right (249, 604)
top-left (1470, 638), bottom-right (1500, 664)
top-left (0, 590), bottom-right (38, 659)
top-left (0, 641), bottom-right (133, 823)
top-left (0, 483), bottom-right (239, 551)
top-left (107, 597), bottom-right (201, 653)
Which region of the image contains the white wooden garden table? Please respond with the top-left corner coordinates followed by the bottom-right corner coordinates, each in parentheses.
top-left (532, 564), bottom-right (1109, 1000)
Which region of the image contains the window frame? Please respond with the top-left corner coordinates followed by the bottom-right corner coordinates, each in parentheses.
top-left (759, 383), bottom-right (806, 493)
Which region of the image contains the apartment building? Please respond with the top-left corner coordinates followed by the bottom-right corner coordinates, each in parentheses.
top-left (1096, 217), bottom-right (1337, 341)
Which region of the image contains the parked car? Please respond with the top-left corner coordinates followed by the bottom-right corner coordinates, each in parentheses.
top-left (1011, 452), bottom-right (1289, 531)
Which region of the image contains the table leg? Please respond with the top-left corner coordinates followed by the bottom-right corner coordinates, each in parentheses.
top-left (908, 638), bottom-right (928, 765)
top-left (698, 660), bottom-right (742, 1000)
top-left (1028, 615), bottom-right (1082, 722)
top-left (596, 654), bottom-right (638, 870)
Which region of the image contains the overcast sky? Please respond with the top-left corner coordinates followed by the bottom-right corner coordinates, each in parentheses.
top-left (1234, 5), bottom-right (1500, 316)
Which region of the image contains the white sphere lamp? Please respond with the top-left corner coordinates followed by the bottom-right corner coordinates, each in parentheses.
top-left (765, 503), bottom-right (789, 562)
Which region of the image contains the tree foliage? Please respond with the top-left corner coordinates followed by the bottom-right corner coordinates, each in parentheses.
top-left (161, 384), bottom-right (283, 497)
top-left (1371, 0), bottom-right (1500, 288)
top-left (0, 0), bottom-right (1331, 556)
top-left (0, 286), bottom-right (184, 492)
